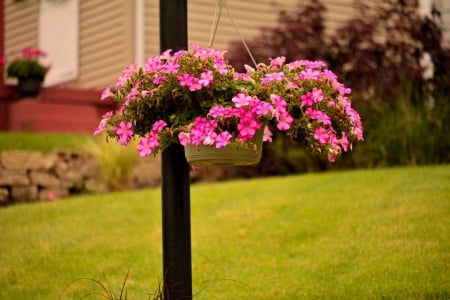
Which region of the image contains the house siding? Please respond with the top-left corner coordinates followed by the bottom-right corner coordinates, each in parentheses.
top-left (4, 0), bottom-right (134, 90)
top-left (4, 0), bottom-right (39, 86)
top-left (7, 0), bottom-right (428, 91)
top-left (77, 1), bottom-right (134, 89)
top-left (144, 0), bottom-right (368, 59)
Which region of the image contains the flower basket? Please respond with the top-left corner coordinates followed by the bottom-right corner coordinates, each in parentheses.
top-left (94, 45), bottom-right (363, 165)
top-left (184, 128), bottom-right (263, 166)
top-left (1, 47), bottom-right (49, 97)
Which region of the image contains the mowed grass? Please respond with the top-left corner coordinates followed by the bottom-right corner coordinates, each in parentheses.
top-left (0, 132), bottom-right (91, 153)
top-left (0, 165), bottom-right (448, 299)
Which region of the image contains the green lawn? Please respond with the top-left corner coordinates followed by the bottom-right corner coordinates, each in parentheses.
top-left (0, 132), bottom-right (91, 153)
top-left (0, 165), bottom-right (449, 299)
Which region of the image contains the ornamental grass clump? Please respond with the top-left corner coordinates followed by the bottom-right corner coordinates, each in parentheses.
top-left (95, 45), bottom-right (363, 163)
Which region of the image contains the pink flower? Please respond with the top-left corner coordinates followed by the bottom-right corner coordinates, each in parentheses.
top-left (116, 121), bottom-right (133, 145)
top-left (116, 63), bottom-right (136, 88)
top-left (188, 78), bottom-right (202, 91)
top-left (199, 70), bottom-right (213, 87)
top-left (296, 68), bottom-right (320, 80)
top-left (214, 61), bottom-right (228, 74)
top-left (137, 133), bottom-right (159, 157)
top-left (153, 74), bottom-right (167, 85)
top-left (202, 131), bottom-right (217, 146)
top-left (313, 127), bottom-right (330, 144)
top-left (251, 100), bottom-right (273, 116)
top-left (301, 93), bottom-right (314, 106)
top-left (237, 117), bottom-right (260, 141)
top-left (178, 132), bottom-right (191, 146)
top-left (163, 61), bottom-right (180, 74)
top-left (215, 131), bottom-right (232, 148)
top-left (270, 94), bottom-right (287, 113)
top-left (101, 85), bottom-right (112, 100)
top-left (311, 87), bottom-right (324, 103)
top-left (47, 192), bottom-right (56, 201)
top-left (263, 126), bottom-right (273, 142)
top-left (209, 105), bottom-right (225, 118)
top-left (340, 132), bottom-right (350, 152)
top-left (93, 111), bottom-right (113, 136)
top-left (269, 56), bottom-right (286, 69)
top-left (276, 111), bottom-right (293, 131)
top-left (232, 93), bottom-right (252, 108)
top-left (152, 120), bottom-right (167, 133)
top-left (145, 56), bottom-right (162, 72)
top-left (178, 73), bottom-right (194, 87)
top-left (261, 72), bottom-right (285, 83)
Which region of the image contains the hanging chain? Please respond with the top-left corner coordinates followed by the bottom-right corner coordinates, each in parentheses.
top-left (208, 0), bottom-right (257, 67)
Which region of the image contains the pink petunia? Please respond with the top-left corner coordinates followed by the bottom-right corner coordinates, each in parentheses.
top-left (178, 73), bottom-right (194, 87)
top-left (270, 94), bottom-right (287, 113)
top-left (152, 120), bottom-right (167, 133)
top-left (311, 87), bottom-right (324, 103)
top-left (178, 132), bottom-right (191, 146)
top-left (188, 78), bottom-right (202, 91)
top-left (269, 56), bottom-right (286, 69)
top-left (215, 131), bottom-right (232, 148)
top-left (276, 111), bottom-right (293, 131)
top-left (313, 127), bottom-right (330, 144)
top-left (101, 85), bottom-right (112, 100)
top-left (163, 61), bottom-right (180, 74)
top-left (340, 132), bottom-right (350, 152)
top-left (232, 93), bottom-right (252, 108)
top-left (137, 133), bottom-right (159, 157)
top-left (93, 111), bottom-right (113, 136)
top-left (263, 126), bottom-right (273, 142)
top-left (209, 105), bottom-right (226, 118)
top-left (115, 121), bottom-right (133, 146)
top-left (198, 70), bottom-right (214, 87)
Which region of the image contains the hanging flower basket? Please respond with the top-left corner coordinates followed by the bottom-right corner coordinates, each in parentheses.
top-left (94, 45), bottom-right (363, 165)
top-left (184, 128), bottom-right (263, 166)
top-left (1, 47), bottom-right (49, 98)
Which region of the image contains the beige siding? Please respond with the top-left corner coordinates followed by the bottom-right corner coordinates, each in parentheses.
top-left (145, 0), bottom-right (159, 58)
top-left (4, 0), bottom-right (39, 84)
top-left (4, 0), bottom-right (39, 53)
top-left (439, 0), bottom-right (450, 48)
top-left (145, 0), bottom-right (298, 58)
top-left (77, 1), bottom-right (134, 89)
top-left (4, 0), bottom-right (371, 90)
top-left (323, 0), bottom-right (361, 31)
top-left (144, 0), bottom-right (367, 59)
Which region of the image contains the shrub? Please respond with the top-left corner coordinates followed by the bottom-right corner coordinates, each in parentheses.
top-left (228, 0), bottom-right (450, 171)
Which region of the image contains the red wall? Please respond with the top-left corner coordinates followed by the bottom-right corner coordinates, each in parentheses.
top-left (0, 87), bottom-right (115, 134)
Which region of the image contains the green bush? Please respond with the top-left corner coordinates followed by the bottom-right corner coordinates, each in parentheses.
top-left (350, 84), bottom-right (450, 167)
top-left (228, 0), bottom-right (450, 172)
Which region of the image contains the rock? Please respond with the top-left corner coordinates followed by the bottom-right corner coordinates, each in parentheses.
top-left (0, 187), bottom-right (9, 204)
top-left (29, 171), bottom-right (60, 187)
top-left (0, 170), bottom-right (30, 186)
top-left (84, 178), bottom-right (108, 193)
top-left (0, 151), bottom-right (43, 170)
top-left (38, 152), bottom-right (60, 171)
top-left (130, 157), bottom-right (162, 189)
top-left (11, 186), bottom-right (38, 202)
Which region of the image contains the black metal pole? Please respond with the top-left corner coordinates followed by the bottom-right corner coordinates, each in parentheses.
top-left (160, 1), bottom-right (191, 299)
